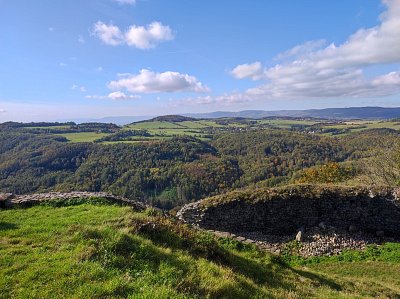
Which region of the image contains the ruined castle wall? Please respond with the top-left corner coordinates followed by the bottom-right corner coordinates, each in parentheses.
top-left (0, 191), bottom-right (146, 210)
top-left (178, 186), bottom-right (400, 237)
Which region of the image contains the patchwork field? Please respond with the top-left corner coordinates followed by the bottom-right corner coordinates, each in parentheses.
top-left (56, 132), bottom-right (110, 143)
top-left (18, 117), bottom-right (400, 144)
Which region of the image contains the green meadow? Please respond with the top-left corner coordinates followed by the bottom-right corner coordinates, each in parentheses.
top-left (56, 132), bottom-right (110, 143)
top-left (21, 118), bottom-right (399, 143)
top-left (1, 201), bottom-right (400, 298)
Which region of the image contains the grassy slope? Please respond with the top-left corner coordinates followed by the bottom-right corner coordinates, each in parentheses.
top-left (1, 203), bottom-right (400, 298)
top-left (56, 132), bottom-right (109, 143)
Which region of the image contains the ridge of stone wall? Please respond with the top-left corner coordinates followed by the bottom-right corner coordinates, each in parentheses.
top-left (0, 191), bottom-right (146, 210)
top-left (177, 185), bottom-right (400, 237)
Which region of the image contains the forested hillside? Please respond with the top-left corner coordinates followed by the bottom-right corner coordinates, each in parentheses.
top-left (1, 122), bottom-right (398, 209)
top-left (0, 116), bottom-right (399, 209)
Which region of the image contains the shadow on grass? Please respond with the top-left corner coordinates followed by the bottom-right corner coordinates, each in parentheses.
top-left (129, 217), bottom-right (344, 294)
top-left (0, 222), bottom-right (18, 231)
top-left (291, 267), bottom-right (342, 290)
top-left (84, 231), bottom-right (210, 297)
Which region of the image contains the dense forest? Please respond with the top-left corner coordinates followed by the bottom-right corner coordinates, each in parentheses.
top-left (0, 124), bottom-right (398, 209)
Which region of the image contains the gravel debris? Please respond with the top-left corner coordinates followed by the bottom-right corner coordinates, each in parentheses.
top-left (237, 225), bottom-right (398, 257)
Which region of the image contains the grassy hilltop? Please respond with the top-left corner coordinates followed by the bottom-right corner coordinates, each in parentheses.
top-left (1, 199), bottom-right (400, 298)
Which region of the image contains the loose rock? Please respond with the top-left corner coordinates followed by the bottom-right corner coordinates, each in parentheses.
top-left (295, 229), bottom-right (303, 242)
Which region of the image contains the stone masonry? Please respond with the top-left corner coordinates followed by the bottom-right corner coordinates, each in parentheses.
top-left (0, 191), bottom-right (146, 210)
top-left (177, 185), bottom-right (400, 238)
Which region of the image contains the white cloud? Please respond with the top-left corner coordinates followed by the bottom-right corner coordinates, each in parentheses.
top-left (113, 0), bottom-right (136, 5)
top-left (108, 91), bottom-right (139, 100)
top-left (231, 62), bottom-right (264, 80)
top-left (0, 108), bottom-right (6, 113)
top-left (92, 22), bottom-right (123, 46)
top-left (274, 40), bottom-right (326, 61)
top-left (78, 35), bottom-right (85, 44)
top-left (230, 0), bottom-right (400, 100)
top-left (247, 69), bottom-right (400, 99)
top-left (125, 22), bottom-right (174, 49)
top-left (59, 62), bottom-right (67, 67)
top-left (96, 66), bottom-right (104, 72)
top-left (86, 91), bottom-right (141, 100)
top-left (48, 27), bottom-right (54, 32)
top-left (108, 69), bottom-right (210, 93)
top-left (91, 21), bottom-right (174, 49)
top-left (373, 71), bottom-right (400, 85)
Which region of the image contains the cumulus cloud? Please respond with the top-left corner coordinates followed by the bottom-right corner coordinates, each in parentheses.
top-left (86, 92), bottom-right (141, 100)
top-left (125, 22), bottom-right (174, 49)
top-left (230, 0), bottom-right (400, 100)
top-left (113, 0), bottom-right (136, 4)
top-left (92, 21), bottom-right (174, 49)
top-left (92, 22), bottom-right (123, 46)
top-left (247, 69), bottom-right (400, 99)
top-left (108, 69), bottom-right (210, 93)
top-left (231, 62), bottom-right (264, 80)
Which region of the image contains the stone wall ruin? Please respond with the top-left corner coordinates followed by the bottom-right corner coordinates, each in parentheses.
top-left (178, 186), bottom-right (400, 238)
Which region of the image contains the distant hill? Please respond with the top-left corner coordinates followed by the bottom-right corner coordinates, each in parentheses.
top-left (184, 107), bottom-right (400, 120)
top-left (95, 115), bottom-right (154, 125)
top-left (58, 106), bottom-right (400, 126)
top-left (144, 115), bottom-right (197, 123)
top-left (66, 116), bottom-right (154, 125)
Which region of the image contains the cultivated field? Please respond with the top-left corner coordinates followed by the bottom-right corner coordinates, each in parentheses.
top-left (19, 117), bottom-right (400, 143)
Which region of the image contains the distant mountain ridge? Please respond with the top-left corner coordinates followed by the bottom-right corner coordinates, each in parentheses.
top-left (66, 107), bottom-right (400, 125)
top-left (148, 115), bottom-right (197, 122)
top-left (71, 116), bottom-right (154, 125)
top-left (184, 107), bottom-right (400, 120)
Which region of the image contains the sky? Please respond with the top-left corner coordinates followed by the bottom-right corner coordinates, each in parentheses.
top-left (1, 0), bottom-right (400, 122)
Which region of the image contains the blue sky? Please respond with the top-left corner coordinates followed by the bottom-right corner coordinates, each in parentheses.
top-left (1, 0), bottom-right (400, 121)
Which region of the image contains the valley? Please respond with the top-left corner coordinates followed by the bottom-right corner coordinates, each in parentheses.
top-left (2, 115), bottom-right (399, 209)
top-left (1, 113), bottom-right (400, 298)
top-left (18, 116), bottom-right (400, 143)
